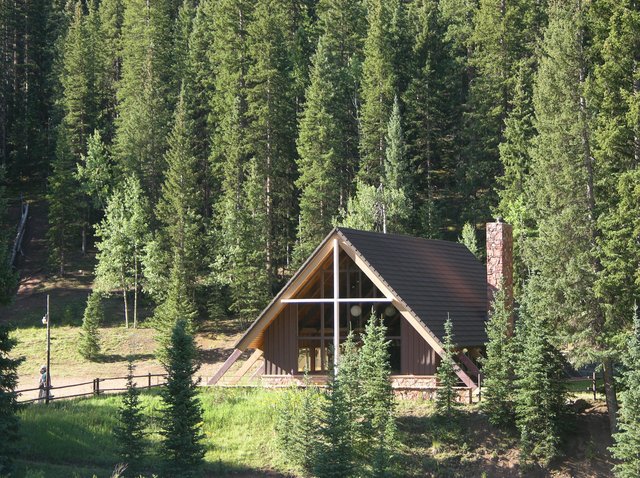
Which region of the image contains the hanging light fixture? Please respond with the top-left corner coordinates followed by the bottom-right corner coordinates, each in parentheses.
top-left (384, 305), bottom-right (396, 317)
top-left (350, 305), bottom-right (362, 317)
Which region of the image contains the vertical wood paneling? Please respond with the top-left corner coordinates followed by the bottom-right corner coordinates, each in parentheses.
top-left (401, 317), bottom-right (437, 375)
top-left (263, 305), bottom-right (298, 376)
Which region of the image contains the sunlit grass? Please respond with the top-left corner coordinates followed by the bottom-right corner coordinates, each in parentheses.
top-left (16, 387), bottom-right (290, 477)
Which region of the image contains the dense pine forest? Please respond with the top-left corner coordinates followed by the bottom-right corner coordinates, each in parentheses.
top-left (0, 0), bottom-right (640, 472)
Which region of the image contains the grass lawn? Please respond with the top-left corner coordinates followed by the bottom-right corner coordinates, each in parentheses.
top-left (16, 387), bottom-right (290, 477)
top-left (12, 386), bottom-right (616, 478)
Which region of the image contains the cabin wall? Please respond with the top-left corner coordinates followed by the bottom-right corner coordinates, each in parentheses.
top-left (401, 317), bottom-right (439, 375)
top-left (263, 305), bottom-right (297, 375)
top-left (263, 307), bottom-right (439, 376)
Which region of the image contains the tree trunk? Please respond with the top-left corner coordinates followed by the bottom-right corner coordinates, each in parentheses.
top-left (81, 225), bottom-right (86, 255)
top-left (603, 358), bottom-right (619, 433)
top-left (122, 272), bottom-right (129, 328)
top-left (133, 252), bottom-right (138, 329)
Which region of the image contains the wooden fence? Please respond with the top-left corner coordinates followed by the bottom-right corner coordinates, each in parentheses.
top-left (15, 373), bottom-right (167, 404)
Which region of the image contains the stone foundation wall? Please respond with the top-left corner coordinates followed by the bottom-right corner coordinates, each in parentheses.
top-left (260, 375), bottom-right (473, 404)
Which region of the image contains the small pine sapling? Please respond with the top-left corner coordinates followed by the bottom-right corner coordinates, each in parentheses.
top-left (358, 314), bottom-right (396, 476)
top-left (481, 285), bottom-right (515, 427)
top-left (114, 360), bottom-right (146, 472)
top-left (315, 338), bottom-right (359, 478)
top-left (160, 319), bottom-right (205, 476)
top-left (436, 315), bottom-right (459, 417)
top-left (513, 300), bottom-right (567, 466)
top-left (276, 379), bottom-right (322, 474)
top-left (79, 292), bottom-right (103, 360)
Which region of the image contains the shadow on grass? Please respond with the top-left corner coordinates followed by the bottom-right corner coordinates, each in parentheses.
top-left (96, 352), bottom-right (156, 363)
top-left (394, 407), bottom-right (521, 478)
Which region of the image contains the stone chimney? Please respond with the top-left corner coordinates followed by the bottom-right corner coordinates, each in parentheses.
top-left (486, 219), bottom-right (514, 314)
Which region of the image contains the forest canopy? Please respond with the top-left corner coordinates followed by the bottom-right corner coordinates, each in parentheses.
top-left (0, 1), bottom-right (639, 431)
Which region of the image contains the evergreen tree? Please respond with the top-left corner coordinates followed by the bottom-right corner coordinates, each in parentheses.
top-left (153, 250), bottom-right (199, 355)
top-left (436, 315), bottom-right (458, 417)
top-left (458, 222), bottom-right (480, 260)
top-left (358, 0), bottom-right (400, 186)
top-left (208, 0), bottom-right (262, 324)
top-left (0, 166), bottom-right (16, 304)
top-left (59, 1), bottom-right (102, 160)
top-left (314, 337), bottom-right (359, 478)
top-left (114, 0), bottom-right (176, 202)
top-left (358, 315), bottom-right (396, 477)
top-left (480, 285), bottom-right (515, 428)
top-left (276, 383), bottom-right (322, 474)
top-left (294, 0), bottom-right (366, 261)
top-left (160, 319), bottom-right (205, 476)
top-left (341, 96), bottom-right (410, 233)
top-left (215, 159), bottom-right (271, 324)
top-left (79, 292), bottom-right (102, 360)
top-left (496, 61), bottom-right (536, 294)
top-left (182, 0), bottom-right (218, 209)
top-left (76, 130), bottom-right (115, 211)
top-left (97, 0), bottom-right (124, 140)
top-left (611, 305), bottom-right (640, 478)
top-left (246, 0), bottom-right (298, 284)
top-left (3, 0), bottom-right (61, 179)
top-left (513, 285), bottom-right (567, 466)
top-left (591, 1), bottom-right (640, 356)
top-left (114, 360), bottom-right (146, 472)
top-left (0, 326), bottom-right (22, 475)
top-left (462, 0), bottom-right (545, 222)
top-left (155, 89), bottom-right (203, 303)
top-left (403, 0), bottom-right (458, 237)
top-left (525, 0), bottom-right (619, 431)
top-left (58, 1), bottom-right (107, 253)
top-left (47, 134), bottom-right (81, 275)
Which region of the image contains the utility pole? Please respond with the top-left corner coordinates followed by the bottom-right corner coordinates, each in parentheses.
top-left (43, 294), bottom-right (51, 404)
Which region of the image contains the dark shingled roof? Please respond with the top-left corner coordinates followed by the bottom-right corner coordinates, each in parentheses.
top-left (337, 227), bottom-right (488, 346)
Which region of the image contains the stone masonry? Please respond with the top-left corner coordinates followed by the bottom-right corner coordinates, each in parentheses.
top-left (486, 219), bottom-right (514, 316)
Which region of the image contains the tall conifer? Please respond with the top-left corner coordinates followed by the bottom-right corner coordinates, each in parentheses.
top-left (160, 319), bottom-right (205, 476)
top-left (294, 0), bottom-right (366, 261)
top-left (514, 284), bottom-right (567, 466)
top-left (358, 0), bottom-right (400, 186)
top-left (526, 0), bottom-right (619, 430)
top-left (403, 0), bottom-right (458, 237)
top-left (246, 0), bottom-right (298, 285)
top-left (0, 326), bottom-right (22, 475)
top-left (611, 306), bottom-right (640, 478)
top-left (592, 1), bottom-right (640, 347)
top-left (0, 166), bottom-right (16, 304)
top-left (155, 89), bottom-right (203, 303)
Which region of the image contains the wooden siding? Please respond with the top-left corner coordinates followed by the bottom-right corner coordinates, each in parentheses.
top-left (263, 305), bottom-right (298, 375)
top-left (401, 317), bottom-right (438, 375)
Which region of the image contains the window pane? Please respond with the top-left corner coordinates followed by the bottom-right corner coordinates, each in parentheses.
top-left (298, 346), bottom-right (311, 372)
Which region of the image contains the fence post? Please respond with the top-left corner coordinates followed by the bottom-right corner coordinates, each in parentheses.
top-left (477, 372), bottom-right (482, 402)
top-left (592, 371), bottom-right (597, 401)
top-left (96, 378), bottom-right (100, 396)
top-left (148, 372), bottom-right (151, 390)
